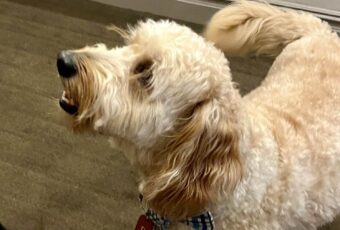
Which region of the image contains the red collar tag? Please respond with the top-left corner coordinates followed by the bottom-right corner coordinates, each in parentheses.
top-left (135, 214), bottom-right (154, 230)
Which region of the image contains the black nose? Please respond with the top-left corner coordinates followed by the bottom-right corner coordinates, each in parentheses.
top-left (57, 51), bottom-right (77, 78)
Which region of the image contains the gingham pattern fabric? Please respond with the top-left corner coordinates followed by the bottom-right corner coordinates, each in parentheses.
top-left (146, 209), bottom-right (171, 230)
top-left (181, 211), bottom-right (214, 230)
top-left (145, 209), bottom-right (214, 230)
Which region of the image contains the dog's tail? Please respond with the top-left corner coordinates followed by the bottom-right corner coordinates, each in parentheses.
top-left (204, 0), bottom-right (333, 56)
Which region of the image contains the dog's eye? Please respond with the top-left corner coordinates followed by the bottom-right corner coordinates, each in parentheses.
top-left (134, 59), bottom-right (153, 87)
top-left (134, 59), bottom-right (153, 74)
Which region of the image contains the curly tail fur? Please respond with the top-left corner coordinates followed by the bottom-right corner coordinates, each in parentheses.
top-left (204, 0), bottom-right (333, 56)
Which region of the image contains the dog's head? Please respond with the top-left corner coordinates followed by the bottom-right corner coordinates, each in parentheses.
top-left (57, 20), bottom-right (243, 219)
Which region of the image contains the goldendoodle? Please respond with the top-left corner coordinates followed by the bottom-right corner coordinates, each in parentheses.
top-left (56, 1), bottom-right (340, 229)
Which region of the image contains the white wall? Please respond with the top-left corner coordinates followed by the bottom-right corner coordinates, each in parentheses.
top-left (92, 0), bottom-right (340, 28)
top-left (93, 0), bottom-right (224, 24)
top-left (274, 0), bottom-right (340, 16)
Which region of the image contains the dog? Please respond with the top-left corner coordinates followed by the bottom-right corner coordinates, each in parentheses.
top-left (56, 1), bottom-right (340, 229)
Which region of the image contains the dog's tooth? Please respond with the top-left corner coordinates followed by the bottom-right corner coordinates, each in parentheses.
top-left (61, 92), bottom-right (70, 104)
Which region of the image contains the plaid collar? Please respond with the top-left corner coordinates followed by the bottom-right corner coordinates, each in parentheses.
top-left (145, 209), bottom-right (215, 230)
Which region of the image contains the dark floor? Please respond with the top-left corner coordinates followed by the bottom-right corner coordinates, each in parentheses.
top-left (0, 0), bottom-right (338, 229)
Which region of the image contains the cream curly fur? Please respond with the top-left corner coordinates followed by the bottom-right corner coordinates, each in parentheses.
top-left (57, 1), bottom-right (340, 229)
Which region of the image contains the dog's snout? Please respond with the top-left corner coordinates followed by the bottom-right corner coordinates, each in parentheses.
top-left (57, 51), bottom-right (77, 78)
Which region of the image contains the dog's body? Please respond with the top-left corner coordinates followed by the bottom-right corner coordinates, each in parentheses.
top-left (204, 2), bottom-right (340, 229)
top-left (56, 1), bottom-right (340, 229)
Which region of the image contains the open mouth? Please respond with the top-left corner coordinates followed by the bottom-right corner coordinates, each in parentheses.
top-left (59, 91), bottom-right (78, 115)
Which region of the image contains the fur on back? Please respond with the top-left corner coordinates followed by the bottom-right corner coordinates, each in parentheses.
top-left (204, 1), bottom-right (340, 229)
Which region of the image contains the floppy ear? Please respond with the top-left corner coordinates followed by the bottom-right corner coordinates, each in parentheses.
top-left (142, 99), bottom-right (243, 219)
